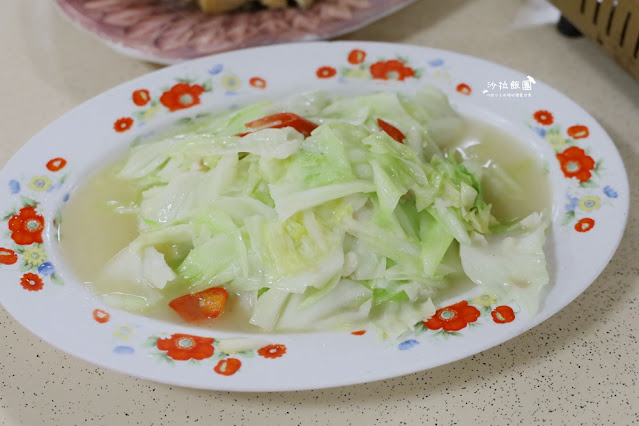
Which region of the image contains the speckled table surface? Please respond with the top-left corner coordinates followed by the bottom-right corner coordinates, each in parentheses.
top-left (1, 0), bottom-right (638, 424)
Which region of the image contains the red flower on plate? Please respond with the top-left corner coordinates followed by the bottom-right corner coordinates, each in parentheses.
top-left (132, 89), bottom-right (151, 106)
top-left (556, 146), bottom-right (595, 182)
top-left (351, 330), bottom-right (366, 336)
top-left (575, 217), bottom-right (595, 233)
top-left (0, 248), bottom-right (18, 265)
top-left (114, 117), bottom-right (134, 133)
top-left (160, 83), bottom-right (205, 112)
top-left (533, 110), bottom-right (553, 126)
top-left (257, 344), bottom-right (287, 359)
top-left (156, 333), bottom-right (215, 361)
top-left (316, 66), bottom-right (337, 79)
top-left (8, 206), bottom-right (45, 245)
top-left (567, 125), bottom-right (589, 139)
top-left (249, 77), bottom-right (267, 89)
top-left (456, 83), bottom-right (472, 95)
top-left (424, 300), bottom-right (480, 332)
top-left (46, 157), bottom-right (67, 172)
top-left (370, 59), bottom-right (414, 81)
top-left (214, 358), bottom-right (242, 376)
top-left (92, 309), bottom-right (111, 324)
top-left (20, 273), bottom-right (43, 291)
top-left (491, 305), bottom-right (516, 323)
top-left (348, 49), bottom-right (366, 65)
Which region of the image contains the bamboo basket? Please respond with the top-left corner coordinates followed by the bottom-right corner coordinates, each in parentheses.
top-left (550, 0), bottom-right (639, 81)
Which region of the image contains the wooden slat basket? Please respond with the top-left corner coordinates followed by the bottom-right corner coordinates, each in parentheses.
top-left (550, 0), bottom-right (639, 81)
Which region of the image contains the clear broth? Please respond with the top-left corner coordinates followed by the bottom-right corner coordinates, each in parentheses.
top-left (59, 118), bottom-right (551, 332)
top-left (448, 118), bottom-right (551, 222)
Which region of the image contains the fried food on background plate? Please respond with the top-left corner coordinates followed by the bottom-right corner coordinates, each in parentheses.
top-left (196, 0), bottom-right (314, 13)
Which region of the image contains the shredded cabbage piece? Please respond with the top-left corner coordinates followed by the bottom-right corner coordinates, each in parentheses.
top-left (95, 88), bottom-right (550, 338)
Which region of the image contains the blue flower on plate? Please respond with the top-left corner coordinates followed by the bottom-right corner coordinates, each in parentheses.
top-left (208, 64), bottom-right (223, 75)
top-left (63, 193), bottom-right (70, 202)
top-left (565, 196), bottom-right (579, 212)
top-left (603, 185), bottom-right (618, 199)
top-left (534, 127), bottom-right (546, 138)
top-left (398, 339), bottom-right (419, 351)
top-left (38, 262), bottom-right (55, 276)
top-left (113, 346), bottom-right (135, 355)
top-left (8, 180), bottom-right (20, 194)
top-left (428, 58), bottom-right (444, 67)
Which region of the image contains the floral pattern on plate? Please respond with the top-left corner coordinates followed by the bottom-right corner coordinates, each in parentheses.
top-left (346, 293), bottom-right (519, 351)
top-left (116, 70), bottom-right (271, 132)
top-left (93, 308), bottom-right (287, 376)
top-left (91, 305), bottom-right (288, 376)
top-left (0, 158), bottom-right (69, 290)
top-left (316, 48), bottom-right (424, 81)
top-left (115, 77), bottom-right (212, 131)
top-left (409, 296), bottom-right (517, 343)
top-left (529, 110), bottom-right (616, 233)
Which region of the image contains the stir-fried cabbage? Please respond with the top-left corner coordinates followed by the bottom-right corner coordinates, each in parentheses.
top-left (95, 88), bottom-right (550, 339)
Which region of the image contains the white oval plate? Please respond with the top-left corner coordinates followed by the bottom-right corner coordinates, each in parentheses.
top-left (0, 42), bottom-right (628, 391)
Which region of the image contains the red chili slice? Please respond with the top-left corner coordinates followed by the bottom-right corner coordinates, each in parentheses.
top-left (241, 112), bottom-right (318, 137)
top-left (169, 287), bottom-right (228, 322)
top-left (377, 118), bottom-right (406, 143)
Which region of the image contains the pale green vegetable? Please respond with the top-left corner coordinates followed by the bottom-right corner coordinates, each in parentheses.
top-left (276, 279), bottom-right (373, 332)
top-left (249, 288), bottom-right (290, 331)
top-left (102, 246), bottom-right (176, 290)
top-left (459, 212), bottom-right (550, 315)
top-left (97, 88), bottom-right (550, 339)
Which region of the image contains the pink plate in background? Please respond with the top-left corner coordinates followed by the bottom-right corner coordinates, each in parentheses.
top-left (54, 0), bottom-right (417, 64)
